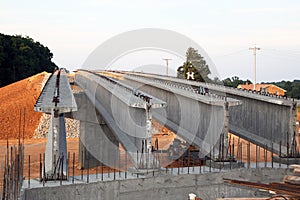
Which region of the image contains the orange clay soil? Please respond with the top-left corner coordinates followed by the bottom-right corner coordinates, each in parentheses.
top-left (0, 72), bottom-right (49, 139)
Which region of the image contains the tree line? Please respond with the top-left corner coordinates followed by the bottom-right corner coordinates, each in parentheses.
top-left (177, 47), bottom-right (299, 99)
top-left (262, 80), bottom-right (300, 99)
top-left (0, 33), bottom-right (57, 87)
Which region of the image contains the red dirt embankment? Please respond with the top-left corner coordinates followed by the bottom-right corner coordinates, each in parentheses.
top-left (0, 72), bottom-right (48, 139)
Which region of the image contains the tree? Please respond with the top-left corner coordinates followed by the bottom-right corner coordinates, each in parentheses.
top-left (177, 47), bottom-right (211, 82)
top-left (0, 33), bottom-right (57, 87)
top-left (222, 76), bottom-right (252, 88)
top-left (290, 82), bottom-right (300, 99)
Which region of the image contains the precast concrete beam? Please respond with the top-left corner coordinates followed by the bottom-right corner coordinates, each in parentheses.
top-left (75, 70), bottom-right (166, 169)
top-left (120, 71), bottom-right (298, 155)
top-left (103, 71), bottom-right (237, 159)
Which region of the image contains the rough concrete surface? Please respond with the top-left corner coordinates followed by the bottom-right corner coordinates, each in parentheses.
top-left (22, 168), bottom-right (292, 200)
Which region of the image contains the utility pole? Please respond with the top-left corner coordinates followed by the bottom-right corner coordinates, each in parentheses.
top-left (249, 46), bottom-right (260, 91)
top-left (162, 58), bottom-right (172, 77)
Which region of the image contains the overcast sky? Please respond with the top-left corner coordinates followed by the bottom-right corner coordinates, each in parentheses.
top-left (1, 0), bottom-right (300, 82)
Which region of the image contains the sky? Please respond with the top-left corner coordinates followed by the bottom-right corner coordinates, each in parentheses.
top-left (1, 0), bottom-right (300, 82)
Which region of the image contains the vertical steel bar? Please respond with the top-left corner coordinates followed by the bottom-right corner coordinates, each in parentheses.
top-left (240, 143), bottom-right (243, 168)
top-left (87, 153), bottom-right (89, 183)
top-left (28, 155), bottom-right (30, 189)
top-left (125, 152), bottom-right (127, 179)
top-left (199, 163), bottom-right (201, 174)
top-left (279, 141), bottom-right (282, 168)
top-left (39, 154), bottom-right (42, 182)
top-left (265, 144), bottom-right (268, 168)
top-left (152, 152), bottom-right (155, 177)
top-left (177, 157), bottom-right (180, 175)
top-left (72, 153), bottom-right (75, 184)
top-left (60, 154), bottom-right (63, 186)
top-left (96, 161), bottom-right (98, 179)
top-left (119, 150), bottom-right (121, 178)
top-left (67, 152), bottom-right (70, 179)
top-left (192, 158), bottom-right (195, 172)
top-left (181, 152), bottom-right (184, 173)
top-left (247, 142), bottom-right (250, 169)
top-left (81, 151), bottom-right (83, 181)
top-left (229, 143), bottom-right (232, 170)
top-left (271, 143), bottom-right (274, 168)
top-left (255, 145), bottom-right (258, 169)
top-left (101, 162), bottom-right (104, 181)
top-left (43, 153), bottom-right (45, 186)
top-left (113, 155), bottom-right (116, 181)
top-left (209, 146), bottom-right (212, 172)
top-left (187, 148), bottom-right (190, 174)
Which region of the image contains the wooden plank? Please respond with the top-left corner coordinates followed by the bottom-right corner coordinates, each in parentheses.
top-left (289, 164), bottom-right (300, 169)
top-left (216, 198), bottom-right (268, 200)
top-left (293, 168), bottom-right (300, 174)
top-left (270, 182), bottom-right (300, 190)
top-left (283, 175), bottom-right (300, 185)
top-left (224, 178), bottom-right (300, 197)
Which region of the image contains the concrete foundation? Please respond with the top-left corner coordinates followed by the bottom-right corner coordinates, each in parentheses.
top-left (22, 168), bottom-right (293, 200)
top-left (206, 160), bottom-right (245, 169)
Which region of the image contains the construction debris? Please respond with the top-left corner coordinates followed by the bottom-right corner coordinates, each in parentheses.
top-left (223, 165), bottom-right (300, 199)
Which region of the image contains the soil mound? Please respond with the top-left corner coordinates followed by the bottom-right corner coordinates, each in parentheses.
top-left (0, 72), bottom-right (49, 139)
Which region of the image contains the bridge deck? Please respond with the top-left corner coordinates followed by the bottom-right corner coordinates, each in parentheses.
top-left (101, 71), bottom-right (298, 155)
top-left (34, 70), bottom-right (77, 113)
top-left (120, 71), bottom-right (298, 106)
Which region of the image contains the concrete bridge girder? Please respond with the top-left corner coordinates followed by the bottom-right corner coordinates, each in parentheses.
top-left (74, 71), bottom-right (165, 169)
top-left (106, 72), bottom-right (235, 158)
top-left (121, 72), bottom-right (298, 155)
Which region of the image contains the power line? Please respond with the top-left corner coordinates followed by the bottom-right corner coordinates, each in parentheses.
top-left (263, 48), bottom-right (300, 55)
top-left (212, 49), bottom-right (248, 59)
top-left (249, 46), bottom-right (261, 91)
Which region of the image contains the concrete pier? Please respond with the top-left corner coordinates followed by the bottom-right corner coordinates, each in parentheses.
top-left (34, 69), bottom-right (77, 179)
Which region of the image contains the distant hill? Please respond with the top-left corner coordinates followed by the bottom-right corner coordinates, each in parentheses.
top-left (0, 33), bottom-right (57, 87)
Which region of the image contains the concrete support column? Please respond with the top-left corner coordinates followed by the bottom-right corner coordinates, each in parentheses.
top-left (79, 120), bottom-right (119, 169)
top-left (45, 111), bottom-right (67, 179)
top-left (222, 101), bottom-right (229, 160)
top-left (75, 93), bottom-right (119, 169)
top-left (290, 102), bottom-right (298, 156)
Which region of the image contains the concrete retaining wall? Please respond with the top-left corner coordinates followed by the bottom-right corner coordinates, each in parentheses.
top-left (23, 168), bottom-right (292, 200)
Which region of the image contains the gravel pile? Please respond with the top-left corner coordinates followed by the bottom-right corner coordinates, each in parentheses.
top-left (33, 114), bottom-right (80, 138)
top-left (33, 73), bottom-right (80, 138)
